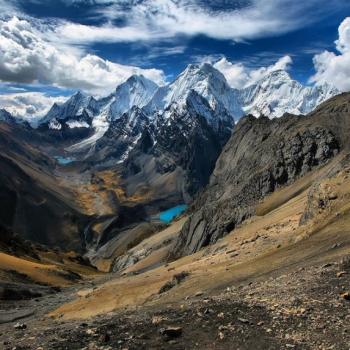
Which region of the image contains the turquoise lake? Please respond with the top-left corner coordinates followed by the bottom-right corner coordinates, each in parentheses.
top-left (159, 204), bottom-right (188, 223)
top-left (54, 156), bottom-right (75, 165)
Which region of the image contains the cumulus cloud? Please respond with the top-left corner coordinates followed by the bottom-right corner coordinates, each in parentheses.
top-left (214, 55), bottom-right (293, 89)
top-left (336, 18), bottom-right (350, 53)
top-left (310, 17), bottom-right (350, 92)
top-left (213, 59), bottom-right (249, 89)
top-left (0, 17), bottom-right (165, 95)
top-left (0, 92), bottom-right (67, 123)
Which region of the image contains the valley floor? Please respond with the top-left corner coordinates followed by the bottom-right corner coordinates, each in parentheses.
top-left (2, 158), bottom-right (350, 349)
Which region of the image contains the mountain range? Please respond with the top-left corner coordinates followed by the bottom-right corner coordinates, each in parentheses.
top-left (17, 64), bottom-right (337, 198)
top-left (3, 59), bottom-right (350, 349)
top-left (0, 62), bottom-right (341, 244)
top-left (0, 63), bottom-right (340, 236)
top-left (15, 63), bottom-right (337, 154)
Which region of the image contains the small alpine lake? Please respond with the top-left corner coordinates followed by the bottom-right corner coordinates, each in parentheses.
top-left (54, 156), bottom-right (76, 165)
top-left (159, 204), bottom-right (188, 224)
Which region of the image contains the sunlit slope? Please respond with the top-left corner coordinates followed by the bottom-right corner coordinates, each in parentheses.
top-left (51, 156), bottom-right (350, 319)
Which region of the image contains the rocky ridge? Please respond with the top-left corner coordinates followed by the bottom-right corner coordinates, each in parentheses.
top-left (173, 93), bottom-right (350, 257)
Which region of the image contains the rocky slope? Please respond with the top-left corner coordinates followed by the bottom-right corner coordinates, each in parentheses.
top-left (173, 93), bottom-right (350, 257)
top-left (3, 152), bottom-right (350, 349)
top-left (0, 109), bottom-right (16, 124)
top-left (0, 121), bottom-right (88, 250)
top-left (7, 258), bottom-right (350, 350)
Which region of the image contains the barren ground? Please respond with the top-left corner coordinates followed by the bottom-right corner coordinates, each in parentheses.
top-left (2, 161), bottom-right (350, 349)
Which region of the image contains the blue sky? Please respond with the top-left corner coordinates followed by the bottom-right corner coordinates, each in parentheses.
top-left (0, 0), bottom-right (350, 119)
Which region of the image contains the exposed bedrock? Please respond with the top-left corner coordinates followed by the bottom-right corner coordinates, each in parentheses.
top-left (172, 92), bottom-right (350, 258)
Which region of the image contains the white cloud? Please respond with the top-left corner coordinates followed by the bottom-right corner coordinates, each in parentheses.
top-left (0, 92), bottom-right (67, 122)
top-left (214, 55), bottom-right (293, 89)
top-left (0, 0), bottom-right (19, 15)
top-left (336, 17), bottom-right (350, 53)
top-left (55, 21), bottom-right (155, 44)
top-left (50, 0), bottom-right (346, 45)
top-left (213, 59), bottom-right (249, 89)
top-left (2, 0), bottom-right (347, 48)
top-left (311, 17), bottom-right (350, 92)
top-left (0, 17), bottom-right (165, 95)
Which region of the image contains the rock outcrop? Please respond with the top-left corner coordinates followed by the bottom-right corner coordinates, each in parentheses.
top-left (172, 93), bottom-right (350, 258)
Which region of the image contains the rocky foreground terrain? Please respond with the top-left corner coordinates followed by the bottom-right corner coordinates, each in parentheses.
top-left (2, 255), bottom-right (350, 349)
top-left (2, 153), bottom-right (350, 349)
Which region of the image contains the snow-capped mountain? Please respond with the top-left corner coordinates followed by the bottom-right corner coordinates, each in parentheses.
top-left (107, 75), bottom-right (158, 120)
top-left (146, 63), bottom-right (242, 122)
top-left (40, 75), bottom-right (159, 139)
top-left (38, 91), bottom-right (94, 134)
top-left (240, 70), bottom-right (339, 118)
top-left (36, 63), bottom-right (339, 154)
top-left (1, 63), bottom-right (340, 203)
top-left (88, 65), bottom-right (239, 171)
top-left (91, 88), bottom-right (234, 198)
top-left (88, 65), bottom-right (338, 198)
top-left (42, 91), bottom-right (93, 125)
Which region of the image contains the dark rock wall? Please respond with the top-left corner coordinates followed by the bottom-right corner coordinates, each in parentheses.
top-left (173, 98), bottom-right (345, 258)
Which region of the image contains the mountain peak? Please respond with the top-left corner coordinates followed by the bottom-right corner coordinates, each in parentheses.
top-left (168, 62), bottom-right (228, 96)
top-left (145, 62), bottom-right (242, 120)
top-left (125, 74), bottom-right (149, 84)
top-left (70, 90), bottom-right (88, 101)
top-left (116, 74), bottom-right (158, 93)
top-left (41, 90), bottom-right (91, 124)
top-left (180, 62), bottom-right (227, 84)
top-left (102, 74), bottom-right (159, 121)
top-left (256, 69), bottom-right (294, 87)
top-left (266, 69), bottom-right (291, 79)
top-left (0, 109), bottom-right (15, 123)
top-left (74, 90), bottom-right (84, 96)
top-left (241, 68), bottom-right (338, 118)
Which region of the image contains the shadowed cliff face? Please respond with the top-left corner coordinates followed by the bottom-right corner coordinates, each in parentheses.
top-left (173, 93), bottom-right (350, 258)
top-left (0, 123), bottom-right (87, 251)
